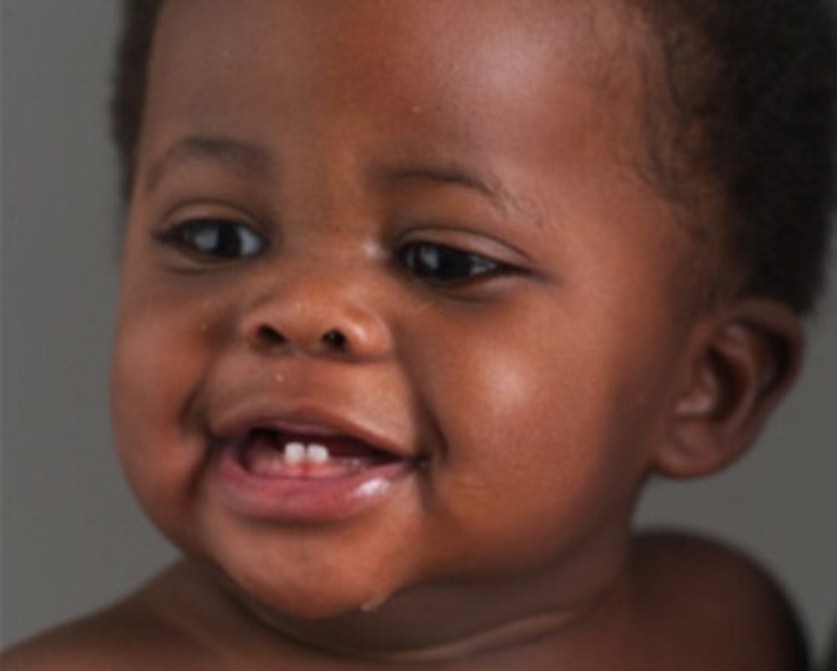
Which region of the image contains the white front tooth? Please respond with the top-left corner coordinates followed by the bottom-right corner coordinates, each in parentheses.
top-left (284, 442), bottom-right (306, 465)
top-left (306, 444), bottom-right (330, 464)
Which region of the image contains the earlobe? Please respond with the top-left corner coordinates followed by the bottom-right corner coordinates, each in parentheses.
top-left (653, 299), bottom-right (804, 480)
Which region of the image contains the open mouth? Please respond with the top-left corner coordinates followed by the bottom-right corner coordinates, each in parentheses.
top-left (236, 428), bottom-right (403, 479)
top-left (211, 411), bottom-right (419, 521)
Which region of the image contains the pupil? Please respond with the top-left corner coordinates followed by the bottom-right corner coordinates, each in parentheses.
top-left (417, 245), bottom-right (470, 279)
top-left (193, 223), bottom-right (240, 257)
top-left (215, 227), bottom-right (241, 256)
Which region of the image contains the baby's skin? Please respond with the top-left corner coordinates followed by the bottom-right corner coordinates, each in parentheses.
top-left (3, 535), bottom-right (805, 670)
top-left (3, 1), bottom-right (808, 668)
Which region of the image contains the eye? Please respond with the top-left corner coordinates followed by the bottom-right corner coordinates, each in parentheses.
top-left (397, 241), bottom-right (511, 285)
top-left (157, 219), bottom-right (265, 261)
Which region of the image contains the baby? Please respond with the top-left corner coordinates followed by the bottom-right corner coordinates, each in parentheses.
top-left (4, 0), bottom-right (835, 669)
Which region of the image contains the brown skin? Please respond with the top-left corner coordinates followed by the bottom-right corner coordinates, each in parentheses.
top-left (3, 1), bottom-right (806, 668)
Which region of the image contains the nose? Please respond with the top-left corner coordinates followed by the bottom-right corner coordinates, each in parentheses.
top-left (238, 276), bottom-right (393, 361)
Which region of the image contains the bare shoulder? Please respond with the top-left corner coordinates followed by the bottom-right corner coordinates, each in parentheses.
top-left (1, 565), bottom-right (216, 671)
top-left (0, 603), bottom-right (206, 671)
top-left (630, 530), bottom-right (808, 671)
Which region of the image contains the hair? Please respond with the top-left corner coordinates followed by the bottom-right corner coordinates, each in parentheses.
top-left (111, 0), bottom-right (837, 314)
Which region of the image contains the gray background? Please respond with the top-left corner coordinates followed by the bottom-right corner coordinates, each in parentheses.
top-left (2, 0), bottom-right (836, 661)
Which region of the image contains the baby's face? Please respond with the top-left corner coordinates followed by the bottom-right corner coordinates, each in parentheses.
top-left (113, 0), bottom-right (701, 619)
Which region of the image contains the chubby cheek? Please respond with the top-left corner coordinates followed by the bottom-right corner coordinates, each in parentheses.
top-left (412, 304), bottom-right (662, 571)
top-left (110, 285), bottom-right (218, 544)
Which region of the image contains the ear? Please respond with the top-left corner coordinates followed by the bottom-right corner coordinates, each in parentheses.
top-left (653, 299), bottom-right (804, 480)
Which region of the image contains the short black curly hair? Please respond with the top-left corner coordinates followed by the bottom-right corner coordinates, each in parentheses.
top-left (111, 0), bottom-right (837, 314)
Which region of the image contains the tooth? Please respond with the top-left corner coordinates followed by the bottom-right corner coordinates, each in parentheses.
top-left (284, 442), bottom-right (306, 465)
top-left (306, 444), bottom-right (330, 464)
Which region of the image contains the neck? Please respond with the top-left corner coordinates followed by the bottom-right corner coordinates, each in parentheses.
top-left (214, 544), bottom-right (633, 665)
top-left (253, 594), bottom-right (624, 665)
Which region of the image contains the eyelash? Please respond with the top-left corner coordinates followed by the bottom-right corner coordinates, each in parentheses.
top-left (155, 220), bottom-right (519, 286)
top-left (156, 218), bottom-right (266, 261)
top-left (396, 241), bottom-right (517, 286)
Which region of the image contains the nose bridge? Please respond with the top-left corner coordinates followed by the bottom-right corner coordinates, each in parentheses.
top-left (238, 253), bottom-right (392, 360)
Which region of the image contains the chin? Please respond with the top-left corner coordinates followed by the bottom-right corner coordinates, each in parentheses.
top-left (249, 585), bottom-right (401, 628)
top-left (214, 553), bottom-right (404, 622)
top-left (273, 584), bottom-right (381, 620)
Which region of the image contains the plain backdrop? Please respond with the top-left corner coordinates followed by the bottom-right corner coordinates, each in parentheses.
top-left (2, 0), bottom-right (836, 661)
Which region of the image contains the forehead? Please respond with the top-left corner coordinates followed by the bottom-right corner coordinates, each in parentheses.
top-left (145, 0), bottom-right (639, 155)
top-left (152, 0), bottom-right (613, 73)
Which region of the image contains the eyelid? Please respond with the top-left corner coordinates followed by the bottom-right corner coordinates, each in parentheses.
top-left (154, 198), bottom-right (269, 243)
top-left (154, 216), bottom-right (268, 264)
top-left (155, 197), bottom-right (267, 232)
top-left (394, 215), bottom-right (535, 258)
top-left (394, 223), bottom-right (533, 268)
top-left (396, 240), bottom-right (525, 290)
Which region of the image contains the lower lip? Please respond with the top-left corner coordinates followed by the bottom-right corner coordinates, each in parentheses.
top-left (213, 447), bottom-right (415, 522)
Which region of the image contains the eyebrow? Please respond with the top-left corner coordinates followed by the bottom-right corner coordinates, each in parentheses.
top-left (378, 161), bottom-right (543, 227)
top-left (142, 137), bottom-right (541, 227)
top-left (143, 135), bottom-right (276, 194)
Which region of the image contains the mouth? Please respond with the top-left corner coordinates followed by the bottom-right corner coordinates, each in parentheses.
top-left (235, 428), bottom-right (405, 479)
top-left (211, 417), bottom-right (420, 523)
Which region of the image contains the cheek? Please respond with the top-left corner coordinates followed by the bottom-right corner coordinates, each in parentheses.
top-left (110, 289), bottom-right (218, 529)
top-left (409, 304), bottom-right (666, 564)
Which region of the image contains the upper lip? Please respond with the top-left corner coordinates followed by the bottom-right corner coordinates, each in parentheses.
top-left (210, 400), bottom-right (414, 460)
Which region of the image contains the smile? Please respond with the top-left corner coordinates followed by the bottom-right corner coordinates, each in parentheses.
top-left (211, 420), bottom-right (419, 523)
top-left (238, 429), bottom-right (402, 479)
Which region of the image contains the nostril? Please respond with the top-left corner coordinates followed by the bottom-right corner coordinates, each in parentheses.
top-left (256, 325), bottom-right (287, 347)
